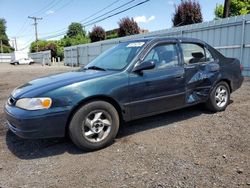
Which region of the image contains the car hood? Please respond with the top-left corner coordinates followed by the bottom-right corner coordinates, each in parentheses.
top-left (11, 70), bottom-right (116, 98)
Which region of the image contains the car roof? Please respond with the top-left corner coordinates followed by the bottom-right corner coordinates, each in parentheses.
top-left (126, 37), bottom-right (205, 45)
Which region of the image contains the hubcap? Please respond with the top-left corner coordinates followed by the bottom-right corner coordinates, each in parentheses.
top-left (82, 110), bottom-right (112, 143)
top-left (215, 85), bottom-right (228, 108)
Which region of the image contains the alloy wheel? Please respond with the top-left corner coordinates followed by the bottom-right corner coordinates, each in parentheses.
top-left (82, 110), bottom-right (112, 143)
top-left (215, 85), bottom-right (228, 108)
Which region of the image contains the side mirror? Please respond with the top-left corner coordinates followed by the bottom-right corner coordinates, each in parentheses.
top-left (133, 60), bottom-right (156, 72)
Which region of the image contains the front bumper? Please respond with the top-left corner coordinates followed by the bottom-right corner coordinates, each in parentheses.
top-left (4, 103), bottom-right (71, 139)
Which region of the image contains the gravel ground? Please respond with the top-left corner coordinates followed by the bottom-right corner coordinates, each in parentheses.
top-left (0, 63), bottom-right (249, 188)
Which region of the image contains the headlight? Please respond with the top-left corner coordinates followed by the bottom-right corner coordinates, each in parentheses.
top-left (15, 97), bottom-right (52, 110)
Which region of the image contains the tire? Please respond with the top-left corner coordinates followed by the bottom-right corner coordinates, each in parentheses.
top-left (206, 81), bottom-right (230, 112)
top-left (69, 101), bottom-right (120, 151)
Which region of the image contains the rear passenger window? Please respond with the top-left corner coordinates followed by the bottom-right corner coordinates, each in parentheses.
top-left (181, 43), bottom-right (206, 65)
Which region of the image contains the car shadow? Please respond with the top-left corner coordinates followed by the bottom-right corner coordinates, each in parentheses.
top-left (5, 131), bottom-right (84, 159)
top-left (5, 103), bottom-right (227, 160)
top-left (118, 104), bottom-right (209, 138)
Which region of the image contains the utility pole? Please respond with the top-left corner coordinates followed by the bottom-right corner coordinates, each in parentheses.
top-left (223, 0), bottom-right (231, 18)
top-left (12, 37), bottom-right (18, 51)
top-left (0, 40), bottom-right (3, 63)
top-left (28, 16), bottom-right (42, 52)
top-left (0, 40), bottom-right (3, 54)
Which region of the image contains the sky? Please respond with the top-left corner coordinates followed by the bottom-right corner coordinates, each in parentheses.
top-left (0, 0), bottom-right (224, 51)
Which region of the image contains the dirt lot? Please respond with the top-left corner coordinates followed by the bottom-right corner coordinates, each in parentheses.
top-left (0, 63), bottom-right (249, 188)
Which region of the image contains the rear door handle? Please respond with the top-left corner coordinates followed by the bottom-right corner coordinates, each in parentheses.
top-left (175, 74), bottom-right (184, 79)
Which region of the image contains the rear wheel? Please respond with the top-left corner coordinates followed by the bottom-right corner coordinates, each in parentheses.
top-left (69, 101), bottom-right (120, 150)
top-left (206, 81), bottom-right (230, 112)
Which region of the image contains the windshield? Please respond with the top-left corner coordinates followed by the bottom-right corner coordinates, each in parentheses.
top-left (83, 41), bottom-right (146, 71)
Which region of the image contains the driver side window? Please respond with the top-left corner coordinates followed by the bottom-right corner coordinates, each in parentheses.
top-left (143, 43), bottom-right (179, 70)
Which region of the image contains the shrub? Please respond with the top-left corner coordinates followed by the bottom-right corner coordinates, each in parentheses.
top-left (117, 17), bottom-right (140, 37)
top-left (172, 0), bottom-right (203, 27)
top-left (89, 26), bottom-right (106, 42)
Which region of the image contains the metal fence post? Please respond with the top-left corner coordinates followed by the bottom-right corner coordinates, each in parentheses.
top-left (87, 45), bottom-right (89, 65)
top-left (77, 46), bottom-right (79, 67)
top-left (71, 48), bottom-right (73, 67)
top-left (180, 30), bottom-right (183, 37)
top-left (240, 18), bottom-right (246, 65)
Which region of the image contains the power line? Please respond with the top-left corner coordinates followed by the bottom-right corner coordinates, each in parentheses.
top-left (84, 0), bottom-right (150, 27)
top-left (30, 0), bottom-right (58, 16)
top-left (41, 0), bottom-right (150, 40)
top-left (16, 0), bottom-right (57, 37)
top-left (39, 0), bottom-right (122, 36)
top-left (40, 0), bottom-right (74, 18)
top-left (15, 20), bottom-right (29, 36)
top-left (80, 0), bottom-right (122, 23)
top-left (81, 0), bottom-right (136, 25)
top-left (26, 0), bottom-right (150, 45)
top-left (15, 0), bottom-right (66, 38)
top-left (17, 37), bottom-right (35, 51)
top-left (40, 0), bottom-right (149, 40)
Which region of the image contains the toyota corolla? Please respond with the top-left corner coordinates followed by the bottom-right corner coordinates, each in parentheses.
top-left (4, 37), bottom-right (243, 150)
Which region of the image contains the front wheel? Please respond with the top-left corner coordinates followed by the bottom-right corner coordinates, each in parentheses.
top-left (69, 101), bottom-right (120, 151)
top-left (206, 81), bottom-right (230, 112)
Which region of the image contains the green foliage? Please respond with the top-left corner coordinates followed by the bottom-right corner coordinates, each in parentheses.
top-left (89, 26), bottom-right (106, 43)
top-left (30, 40), bottom-right (47, 52)
top-left (61, 34), bottom-right (90, 47)
top-left (106, 29), bottom-right (119, 39)
top-left (30, 40), bottom-right (58, 58)
top-left (214, 4), bottom-right (224, 18)
top-left (172, 0), bottom-right (203, 27)
top-left (214, 0), bottom-right (250, 18)
top-left (61, 23), bottom-right (90, 47)
top-left (118, 17), bottom-right (140, 37)
top-left (106, 32), bottom-right (118, 40)
top-left (0, 18), bottom-right (14, 53)
top-left (29, 22), bottom-right (90, 59)
top-left (66, 22), bottom-right (86, 38)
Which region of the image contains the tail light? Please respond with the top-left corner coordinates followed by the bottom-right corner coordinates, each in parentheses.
top-left (240, 64), bottom-right (244, 71)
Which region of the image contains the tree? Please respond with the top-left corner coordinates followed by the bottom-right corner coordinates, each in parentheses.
top-left (214, 0), bottom-right (250, 19)
top-left (30, 40), bottom-right (58, 58)
top-left (63, 22), bottom-right (90, 46)
top-left (0, 18), bottom-right (14, 53)
top-left (45, 41), bottom-right (57, 58)
top-left (118, 17), bottom-right (140, 37)
top-left (66, 22), bottom-right (85, 38)
top-left (89, 26), bottom-right (106, 43)
top-left (172, 0), bottom-right (203, 27)
top-left (30, 40), bottom-right (47, 53)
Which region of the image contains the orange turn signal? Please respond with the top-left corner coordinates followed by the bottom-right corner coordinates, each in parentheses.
top-left (42, 98), bottom-right (52, 108)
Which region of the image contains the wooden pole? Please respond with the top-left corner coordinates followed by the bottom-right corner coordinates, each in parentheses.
top-left (223, 0), bottom-right (231, 18)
